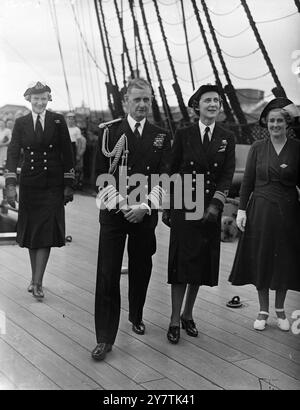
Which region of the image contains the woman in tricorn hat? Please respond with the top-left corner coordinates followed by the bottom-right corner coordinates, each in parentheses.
top-left (163, 84), bottom-right (235, 344)
top-left (5, 82), bottom-right (75, 300)
top-left (229, 98), bottom-right (300, 331)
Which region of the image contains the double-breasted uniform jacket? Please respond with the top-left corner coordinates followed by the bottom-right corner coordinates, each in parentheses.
top-left (96, 117), bottom-right (171, 227)
top-left (5, 110), bottom-right (75, 188)
top-left (94, 116), bottom-right (171, 344)
top-left (168, 122), bottom-right (235, 286)
top-left (4, 110), bottom-right (74, 249)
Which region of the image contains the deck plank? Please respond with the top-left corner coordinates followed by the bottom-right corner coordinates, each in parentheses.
top-left (0, 192), bottom-right (299, 390)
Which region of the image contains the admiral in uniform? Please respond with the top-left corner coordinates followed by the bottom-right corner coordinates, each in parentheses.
top-left (92, 78), bottom-right (171, 361)
top-left (163, 84), bottom-right (235, 344)
top-left (5, 82), bottom-right (75, 299)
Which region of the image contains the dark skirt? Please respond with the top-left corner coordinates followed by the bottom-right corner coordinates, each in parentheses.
top-left (17, 185), bottom-right (65, 249)
top-left (167, 209), bottom-right (221, 286)
top-left (229, 193), bottom-right (300, 291)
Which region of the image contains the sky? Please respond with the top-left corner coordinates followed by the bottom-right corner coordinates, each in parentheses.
top-left (0, 0), bottom-right (299, 113)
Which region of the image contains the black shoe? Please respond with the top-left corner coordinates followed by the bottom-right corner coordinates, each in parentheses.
top-left (167, 325), bottom-right (180, 344)
top-left (181, 316), bottom-right (198, 337)
top-left (91, 343), bottom-right (112, 361)
top-left (27, 280), bottom-right (33, 293)
top-left (32, 284), bottom-right (44, 300)
top-left (132, 321), bottom-right (145, 335)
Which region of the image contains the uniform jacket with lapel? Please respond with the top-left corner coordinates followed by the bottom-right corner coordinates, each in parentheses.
top-left (170, 122), bottom-right (235, 209)
top-left (96, 117), bottom-right (171, 224)
top-left (6, 110), bottom-right (74, 188)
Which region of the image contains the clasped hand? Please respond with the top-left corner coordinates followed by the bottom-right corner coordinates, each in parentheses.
top-left (202, 204), bottom-right (219, 225)
top-left (64, 186), bottom-right (74, 205)
top-left (122, 204), bottom-right (147, 223)
top-left (162, 209), bottom-right (171, 227)
top-left (6, 185), bottom-right (17, 208)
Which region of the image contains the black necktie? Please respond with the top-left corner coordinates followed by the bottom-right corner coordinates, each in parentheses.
top-left (35, 114), bottom-right (43, 142)
top-left (134, 122), bottom-right (141, 139)
top-left (202, 126), bottom-right (210, 152)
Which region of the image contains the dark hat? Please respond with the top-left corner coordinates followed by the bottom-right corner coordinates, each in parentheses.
top-left (24, 81), bottom-right (51, 100)
top-left (259, 97), bottom-right (293, 127)
top-left (188, 84), bottom-right (221, 108)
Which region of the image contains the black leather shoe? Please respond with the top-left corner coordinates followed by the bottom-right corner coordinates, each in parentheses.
top-left (32, 284), bottom-right (44, 300)
top-left (91, 343), bottom-right (112, 361)
top-left (27, 280), bottom-right (33, 293)
top-left (167, 325), bottom-right (180, 344)
top-left (132, 321), bottom-right (145, 335)
top-left (181, 316), bottom-right (198, 337)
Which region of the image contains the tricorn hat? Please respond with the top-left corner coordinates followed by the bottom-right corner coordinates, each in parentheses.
top-left (259, 97), bottom-right (294, 128)
top-left (24, 81), bottom-right (52, 101)
top-left (188, 84), bottom-right (221, 109)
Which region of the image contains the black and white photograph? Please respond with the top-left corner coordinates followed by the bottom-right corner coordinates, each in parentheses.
top-left (0, 0), bottom-right (299, 395)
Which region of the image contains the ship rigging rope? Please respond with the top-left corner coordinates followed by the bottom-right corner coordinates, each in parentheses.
top-left (214, 25), bottom-right (251, 38)
top-left (206, 3), bottom-right (241, 16)
top-left (80, 0), bottom-right (97, 112)
top-left (77, 0), bottom-right (92, 109)
top-left (228, 70), bottom-right (270, 81)
top-left (166, 33), bottom-right (202, 46)
top-left (160, 12), bottom-right (195, 25)
top-left (1, 36), bottom-right (67, 106)
top-left (157, 0), bottom-right (178, 6)
top-left (87, 0), bottom-right (105, 111)
top-left (71, 3), bottom-right (107, 76)
top-left (75, 1), bottom-right (91, 108)
top-left (221, 47), bottom-right (260, 59)
top-left (49, 0), bottom-right (73, 110)
top-left (256, 11), bottom-right (298, 23)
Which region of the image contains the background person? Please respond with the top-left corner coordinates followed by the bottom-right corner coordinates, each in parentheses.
top-left (0, 119), bottom-right (12, 169)
top-left (5, 81), bottom-right (75, 300)
top-left (229, 98), bottom-right (300, 331)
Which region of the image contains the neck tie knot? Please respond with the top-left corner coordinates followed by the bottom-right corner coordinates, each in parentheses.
top-left (134, 122), bottom-right (141, 138)
top-left (35, 113), bottom-right (43, 141)
top-left (203, 126), bottom-right (210, 151)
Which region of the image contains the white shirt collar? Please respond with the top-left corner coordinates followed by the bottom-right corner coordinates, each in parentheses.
top-left (198, 120), bottom-right (215, 141)
top-left (32, 110), bottom-right (46, 128)
top-left (127, 114), bottom-right (146, 135)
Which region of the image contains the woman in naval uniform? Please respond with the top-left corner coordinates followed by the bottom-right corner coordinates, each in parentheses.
top-left (5, 82), bottom-right (75, 300)
top-left (163, 84), bottom-right (235, 344)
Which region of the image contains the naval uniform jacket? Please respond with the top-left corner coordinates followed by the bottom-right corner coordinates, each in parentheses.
top-left (168, 122), bottom-right (235, 285)
top-left (4, 110), bottom-right (75, 249)
top-left (94, 117), bottom-right (171, 343)
top-left (5, 110), bottom-right (75, 188)
top-left (96, 117), bottom-right (171, 228)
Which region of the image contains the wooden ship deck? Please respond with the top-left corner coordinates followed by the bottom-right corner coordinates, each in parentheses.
top-left (0, 192), bottom-right (299, 390)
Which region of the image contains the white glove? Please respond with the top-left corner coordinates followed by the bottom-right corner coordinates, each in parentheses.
top-left (236, 209), bottom-right (247, 232)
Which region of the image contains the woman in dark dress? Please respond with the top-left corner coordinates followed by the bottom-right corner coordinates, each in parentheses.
top-left (5, 82), bottom-right (75, 300)
top-left (229, 98), bottom-right (300, 331)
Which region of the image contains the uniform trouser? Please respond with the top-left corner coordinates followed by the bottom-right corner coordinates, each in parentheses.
top-left (94, 220), bottom-right (156, 345)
